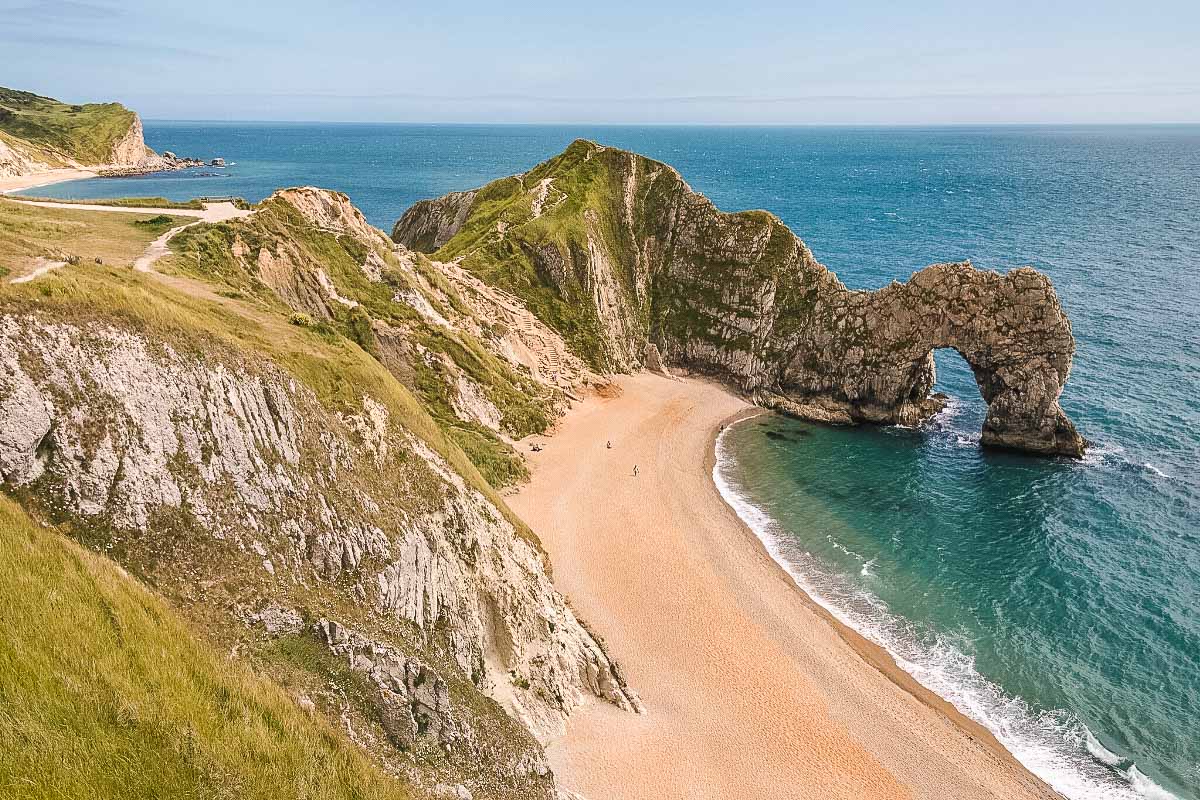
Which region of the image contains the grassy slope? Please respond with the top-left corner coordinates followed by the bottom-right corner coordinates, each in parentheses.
top-left (166, 195), bottom-right (554, 487)
top-left (7, 195), bottom-right (206, 210)
top-left (430, 141), bottom-right (651, 370)
top-left (0, 200), bottom-right (551, 791)
top-left (0, 87), bottom-right (137, 165)
top-left (0, 197), bottom-right (189, 277)
top-left (0, 495), bottom-right (419, 800)
top-left (1, 207), bottom-right (539, 547)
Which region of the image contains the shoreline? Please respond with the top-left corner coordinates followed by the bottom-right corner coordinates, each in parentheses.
top-left (705, 410), bottom-right (1049, 784)
top-left (511, 372), bottom-right (1060, 800)
top-left (0, 168), bottom-right (97, 195)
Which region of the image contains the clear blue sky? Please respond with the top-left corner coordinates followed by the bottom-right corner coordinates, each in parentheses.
top-left (3, 0), bottom-right (1198, 124)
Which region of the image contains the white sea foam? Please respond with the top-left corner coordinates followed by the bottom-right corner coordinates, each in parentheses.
top-left (1085, 727), bottom-right (1124, 766)
top-left (711, 420), bottom-right (1181, 800)
top-left (1083, 440), bottom-right (1126, 466)
top-left (935, 394), bottom-right (965, 421)
top-left (1143, 463), bottom-right (1173, 480)
top-left (1126, 766), bottom-right (1180, 800)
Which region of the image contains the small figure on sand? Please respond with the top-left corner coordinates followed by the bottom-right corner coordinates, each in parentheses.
top-left (530, 442), bottom-right (542, 452)
top-left (606, 440), bottom-right (612, 449)
top-left (633, 464), bottom-right (639, 477)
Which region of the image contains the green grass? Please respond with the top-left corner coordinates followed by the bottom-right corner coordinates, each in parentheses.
top-left (430, 140), bottom-right (647, 370)
top-left (0, 86), bottom-right (137, 165)
top-left (0, 495), bottom-right (420, 800)
top-left (165, 196), bottom-right (557, 488)
top-left (0, 197), bottom-right (190, 271)
top-left (8, 195), bottom-right (206, 210)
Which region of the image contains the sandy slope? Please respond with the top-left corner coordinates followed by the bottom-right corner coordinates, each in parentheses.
top-left (510, 372), bottom-right (1060, 800)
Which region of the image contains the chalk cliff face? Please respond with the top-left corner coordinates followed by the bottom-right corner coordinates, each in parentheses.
top-left (0, 297), bottom-right (635, 796)
top-left (105, 112), bottom-right (154, 166)
top-left (392, 190), bottom-right (478, 252)
top-left (395, 140), bottom-right (1085, 457)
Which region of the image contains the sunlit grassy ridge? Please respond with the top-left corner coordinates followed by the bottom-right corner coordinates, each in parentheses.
top-left (429, 140), bottom-right (640, 369)
top-left (166, 193), bottom-right (557, 487)
top-left (0, 87), bottom-right (137, 165)
top-left (0, 495), bottom-right (419, 800)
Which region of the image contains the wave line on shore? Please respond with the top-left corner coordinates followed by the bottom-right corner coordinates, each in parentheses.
top-left (711, 419), bottom-right (1180, 800)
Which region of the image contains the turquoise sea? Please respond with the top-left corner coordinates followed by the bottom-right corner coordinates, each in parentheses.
top-left (21, 122), bottom-right (1200, 799)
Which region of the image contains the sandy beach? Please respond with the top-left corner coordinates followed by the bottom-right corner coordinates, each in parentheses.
top-left (510, 373), bottom-right (1061, 800)
top-left (0, 168), bottom-right (96, 195)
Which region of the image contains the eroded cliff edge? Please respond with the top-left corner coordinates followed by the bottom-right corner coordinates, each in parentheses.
top-left (0, 191), bottom-right (640, 799)
top-left (0, 86), bottom-right (199, 178)
top-left (394, 140), bottom-right (1085, 457)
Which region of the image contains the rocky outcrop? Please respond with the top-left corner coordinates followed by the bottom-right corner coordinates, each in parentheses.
top-left (392, 190), bottom-right (477, 252)
top-left (0, 311), bottom-right (638, 797)
top-left (0, 86), bottom-right (210, 177)
top-left (107, 112), bottom-right (151, 165)
top-left (396, 140), bottom-right (1085, 457)
top-left (0, 134), bottom-right (50, 178)
top-left (759, 262), bottom-right (1082, 456)
top-left (99, 115), bottom-right (208, 175)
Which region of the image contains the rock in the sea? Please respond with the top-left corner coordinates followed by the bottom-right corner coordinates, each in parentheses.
top-left (395, 140), bottom-right (1085, 457)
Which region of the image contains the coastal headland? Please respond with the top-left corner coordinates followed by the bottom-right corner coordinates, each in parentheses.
top-left (0, 96), bottom-right (1086, 798)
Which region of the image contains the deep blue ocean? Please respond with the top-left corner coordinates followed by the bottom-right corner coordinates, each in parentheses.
top-left (21, 122), bottom-right (1200, 799)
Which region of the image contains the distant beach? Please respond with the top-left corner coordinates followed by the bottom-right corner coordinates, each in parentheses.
top-left (0, 168), bottom-right (96, 194)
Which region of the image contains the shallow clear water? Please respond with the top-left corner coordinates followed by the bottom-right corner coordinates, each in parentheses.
top-left (23, 122), bottom-right (1200, 799)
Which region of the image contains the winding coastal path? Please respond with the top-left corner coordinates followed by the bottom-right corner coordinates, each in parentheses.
top-left (5, 199), bottom-right (251, 283)
top-left (512, 373), bottom-right (1060, 800)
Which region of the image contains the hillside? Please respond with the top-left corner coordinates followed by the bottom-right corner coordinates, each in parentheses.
top-left (395, 140), bottom-right (1085, 457)
top-left (0, 194), bottom-right (637, 799)
top-left (164, 186), bottom-right (595, 487)
top-left (0, 87), bottom-right (155, 177)
top-left (0, 137), bottom-right (1086, 798)
top-left (0, 495), bottom-right (422, 800)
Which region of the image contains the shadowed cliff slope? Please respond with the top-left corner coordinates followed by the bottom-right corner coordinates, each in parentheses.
top-left (394, 140), bottom-right (1084, 457)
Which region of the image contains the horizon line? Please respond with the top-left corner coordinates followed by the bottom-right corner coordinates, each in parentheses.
top-left (142, 118), bottom-right (1200, 128)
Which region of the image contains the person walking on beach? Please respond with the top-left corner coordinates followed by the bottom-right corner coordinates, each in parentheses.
top-left (633, 464), bottom-right (639, 477)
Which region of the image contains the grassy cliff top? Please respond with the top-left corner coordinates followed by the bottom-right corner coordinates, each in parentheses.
top-left (0, 495), bottom-right (419, 800)
top-left (0, 86), bottom-right (137, 164)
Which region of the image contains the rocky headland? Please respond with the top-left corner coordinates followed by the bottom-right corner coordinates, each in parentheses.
top-left (394, 139), bottom-right (1085, 457)
top-left (0, 87), bottom-right (212, 182)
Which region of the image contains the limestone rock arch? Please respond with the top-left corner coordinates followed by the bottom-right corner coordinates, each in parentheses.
top-left (778, 262), bottom-right (1085, 457)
